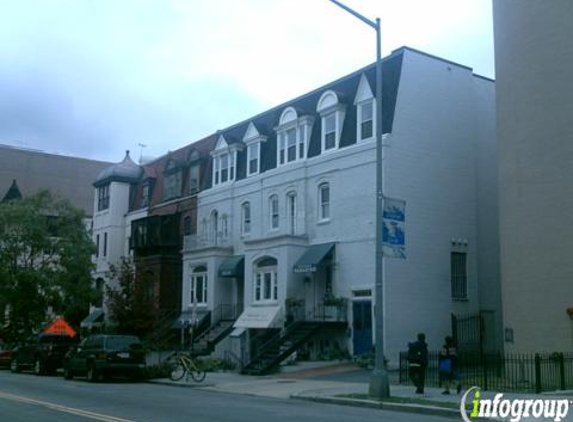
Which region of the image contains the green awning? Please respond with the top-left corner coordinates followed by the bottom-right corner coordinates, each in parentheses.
top-left (218, 255), bottom-right (245, 278)
top-left (293, 243), bottom-right (335, 273)
top-left (80, 309), bottom-right (104, 328)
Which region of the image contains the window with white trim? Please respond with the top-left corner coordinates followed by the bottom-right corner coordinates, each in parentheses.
top-left (358, 100), bottom-right (374, 140)
top-left (190, 266), bottom-right (208, 305)
top-left (317, 90), bottom-right (346, 153)
top-left (276, 107), bottom-right (313, 167)
top-left (287, 192), bottom-right (296, 235)
top-left (269, 195), bottom-right (279, 230)
top-left (212, 136), bottom-right (238, 187)
top-left (451, 252), bottom-right (468, 300)
top-left (318, 183), bottom-right (330, 221)
top-left (242, 202), bottom-right (251, 235)
top-left (247, 143), bottom-right (259, 176)
top-left (253, 257), bottom-right (278, 303)
top-left (323, 114), bottom-right (336, 150)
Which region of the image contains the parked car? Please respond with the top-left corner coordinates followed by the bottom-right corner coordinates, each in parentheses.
top-left (0, 343), bottom-right (15, 368)
top-left (11, 333), bottom-right (78, 375)
top-left (63, 335), bottom-right (145, 382)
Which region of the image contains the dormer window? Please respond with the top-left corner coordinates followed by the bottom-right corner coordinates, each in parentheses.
top-left (317, 90), bottom-right (346, 153)
top-left (354, 73), bottom-right (376, 142)
top-left (188, 149), bottom-right (201, 194)
top-left (164, 172), bottom-right (182, 200)
top-left (275, 107), bottom-right (314, 167)
top-left (243, 122), bottom-right (267, 177)
top-left (212, 135), bottom-right (240, 187)
top-left (164, 158), bottom-right (182, 200)
top-left (141, 184), bottom-right (150, 207)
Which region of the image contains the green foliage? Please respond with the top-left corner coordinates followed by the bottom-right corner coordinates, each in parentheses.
top-left (105, 257), bottom-right (155, 338)
top-left (197, 357), bottom-right (237, 372)
top-left (0, 190), bottom-right (96, 342)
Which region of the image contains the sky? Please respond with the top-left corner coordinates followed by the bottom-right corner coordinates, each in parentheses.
top-left (0, 0), bottom-right (494, 164)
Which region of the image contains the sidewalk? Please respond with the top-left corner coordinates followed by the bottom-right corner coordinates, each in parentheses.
top-left (148, 362), bottom-right (573, 420)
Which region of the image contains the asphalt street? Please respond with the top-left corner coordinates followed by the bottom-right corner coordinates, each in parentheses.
top-left (0, 370), bottom-right (454, 422)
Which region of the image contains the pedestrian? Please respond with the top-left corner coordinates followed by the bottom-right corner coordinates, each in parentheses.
top-left (407, 333), bottom-right (428, 394)
top-left (439, 336), bottom-right (461, 394)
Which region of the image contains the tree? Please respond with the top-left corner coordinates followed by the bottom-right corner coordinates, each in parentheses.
top-left (0, 190), bottom-right (96, 342)
top-left (105, 257), bottom-right (155, 338)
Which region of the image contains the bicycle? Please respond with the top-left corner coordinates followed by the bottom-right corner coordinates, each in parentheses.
top-left (167, 351), bottom-right (206, 382)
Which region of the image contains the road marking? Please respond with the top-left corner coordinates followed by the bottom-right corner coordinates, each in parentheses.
top-left (0, 391), bottom-right (145, 422)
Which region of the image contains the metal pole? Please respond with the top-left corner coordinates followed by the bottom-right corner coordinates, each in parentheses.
top-left (326, 0), bottom-right (390, 399)
top-left (368, 17), bottom-right (390, 399)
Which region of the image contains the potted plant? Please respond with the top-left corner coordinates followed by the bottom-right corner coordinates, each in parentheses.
top-left (322, 295), bottom-right (345, 320)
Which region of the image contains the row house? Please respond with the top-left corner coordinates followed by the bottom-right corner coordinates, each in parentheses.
top-left (180, 46), bottom-right (499, 371)
top-left (88, 135), bottom-right (216, 329)
top-left (90, 46), bottom-right (499, 371)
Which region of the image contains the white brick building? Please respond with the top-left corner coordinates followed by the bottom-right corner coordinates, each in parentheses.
top-left (180, 46), bottom-right (499, 368)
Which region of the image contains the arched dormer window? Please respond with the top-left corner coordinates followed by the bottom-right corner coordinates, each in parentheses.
top-left (163, 157), bottom-right (183, 200)
top-left (275, 107), bottom-right (314, 166)
top-left (243, 122), bottom-right (267, 177)
top-left (354, 73), bottom-right (376, 142)
top-left (188, 148), bottom-right (201, 194)
top-left (317, 90), bottom-right (346, 153)
top-left (211, 135), bottom-right (241, 187)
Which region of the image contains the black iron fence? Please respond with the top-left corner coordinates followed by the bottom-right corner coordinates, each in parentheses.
top-left (399, 350), bottom-right (573, 393)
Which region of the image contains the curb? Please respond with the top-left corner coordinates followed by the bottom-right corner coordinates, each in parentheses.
top-left (146, 379), bottom-right (214, 389)
top-left (291, 394), bottom-right (462, 419)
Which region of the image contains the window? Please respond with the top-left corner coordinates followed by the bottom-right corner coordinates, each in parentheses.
top-left (212, 151), bottom-right (237, 186)
top-left (324, 114), bottom-right (336, 150)
top-left (97, 184), bottom-right (110, 211)
top-left (164, 171), bottom-right (182, 200)
top-left (141, 184), bottom-right (150, 207)
top-left (287, 192), bottom-right (296, 235)
top-left (317, 90), bottom-right (346, 153)
top-left (254, 257), bottom-right (278, 303)
top-left (451, 252), bottom-right (468, 300)
top-left (269, 195), bottom-right (279, 230)
top-left (191, 266), bottom-right (208, 305)
top-left (189, 164), bottom-right (200, 193)
top-left (247, 143), bottom-right (259, 176)
top-left (242, 202), bottom-right (251, 235)
top-left (103, 232), bottom-right (108, 257)
top-left (318, 183), bottom-right (330, 221)
top-left (276, 107), bottom-right (313, 167)
top-left (95, 234), bottom-right (100, 258)
top-left (221, 215), bottom-right (228, 238)
top-left (359, 100), bottom-right (374, 140)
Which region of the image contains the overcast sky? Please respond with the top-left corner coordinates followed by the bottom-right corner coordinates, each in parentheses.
top-left (0, 0), bottom-right (494, 164)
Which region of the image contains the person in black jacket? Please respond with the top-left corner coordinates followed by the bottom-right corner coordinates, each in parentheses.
top-left (439, 336), bottom-right (461, 394)
top-left (407, 333), bottom-right (428, 394)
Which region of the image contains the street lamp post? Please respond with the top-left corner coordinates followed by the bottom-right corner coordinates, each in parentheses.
top-left (327, 0), bottom-right (389, 399)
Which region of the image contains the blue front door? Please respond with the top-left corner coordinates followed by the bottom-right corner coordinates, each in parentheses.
top-left (352, 300), bottom-right (372, 355)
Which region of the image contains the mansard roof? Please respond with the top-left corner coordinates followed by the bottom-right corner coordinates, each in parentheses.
top-left (203, 48), bottom-right (404, 186)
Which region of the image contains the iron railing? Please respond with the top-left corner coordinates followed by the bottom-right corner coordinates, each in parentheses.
top-left (399, 350), bottom-right (573, 393)
top-left (183, 232), bottom-right (232, 251)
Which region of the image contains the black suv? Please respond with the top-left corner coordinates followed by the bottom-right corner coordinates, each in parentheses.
top-left (11, 333), bottom-right (78, 375)
top-left (63, 335), bottom-right (145, 382)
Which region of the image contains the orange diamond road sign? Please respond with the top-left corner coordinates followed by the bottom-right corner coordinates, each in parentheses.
top-left (43, 317), bottom-right (77, 337)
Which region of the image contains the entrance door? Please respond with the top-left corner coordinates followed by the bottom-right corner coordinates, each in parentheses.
top-left (352, 301), bottom-right (372, 355)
